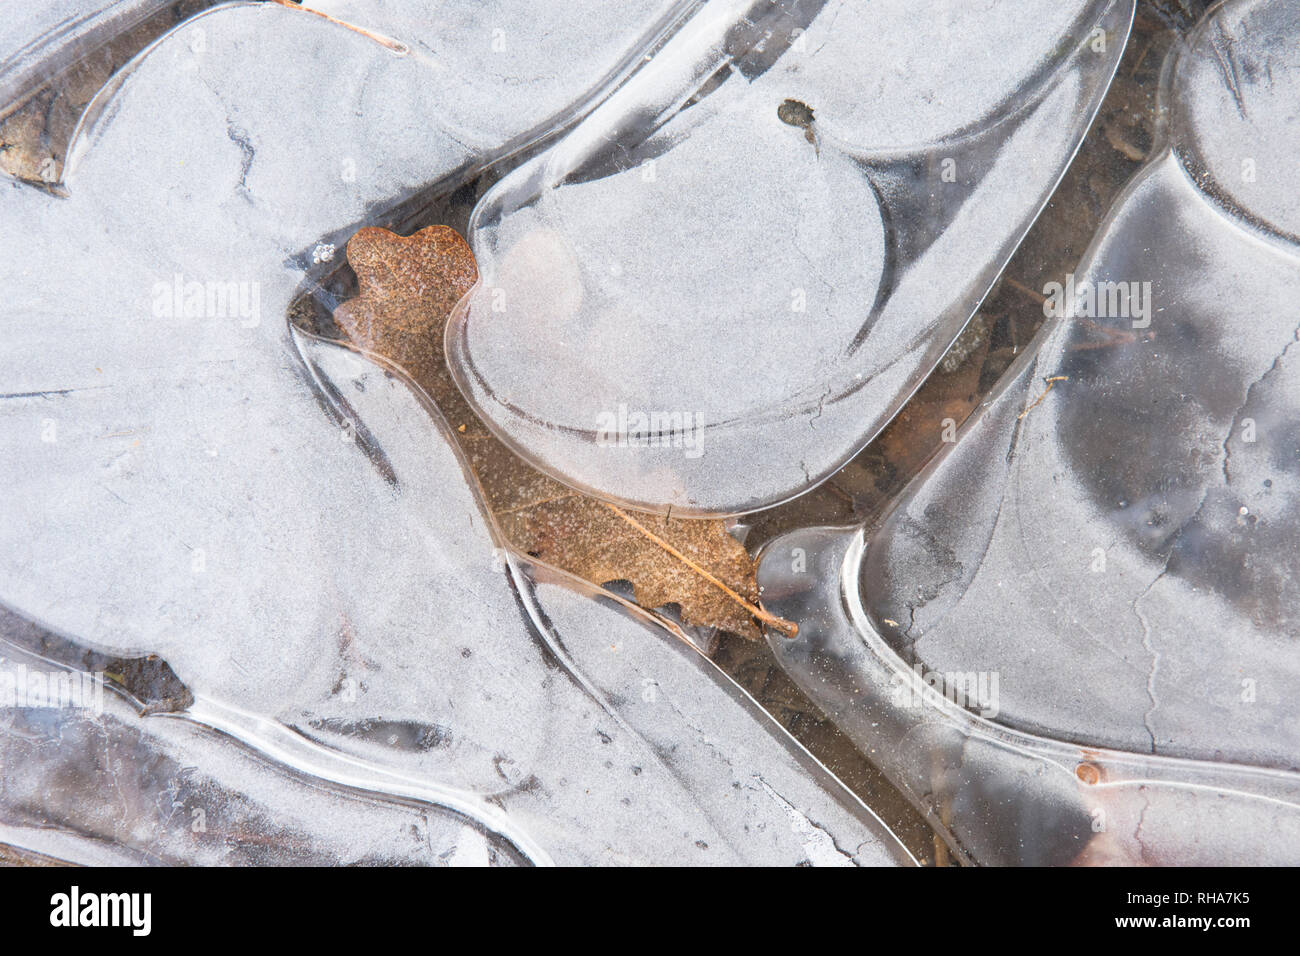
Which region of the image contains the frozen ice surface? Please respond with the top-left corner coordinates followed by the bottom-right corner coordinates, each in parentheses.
top-left (447, 0), bottom-right (1135, 515)
top-left (1170, 0), bottom-right (1300, 240)
top-left (758, 0), bottom-right (1300, 865)
top-left (0, 339), bottom-right (912, 865)
top-left (758, 529), bottom-right (1300, 866)
top-left (774, 0), bottom-right (1092, 148)
top-left (0, 0), bottom-right (168, 112)
top-left (304, 0), bottom-right (692, 146)
top-left (858, 0), bottom-right (1300, 769)
top-left (0, 2), bottom-right (909, 865)
top-left (0, 632), bottom-right (480, 865)
top-left (0, 0), bottom-right (688, 653)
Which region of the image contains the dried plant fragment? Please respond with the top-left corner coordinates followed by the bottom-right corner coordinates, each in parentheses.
top-left (334, 226), bottom-right (794, 639)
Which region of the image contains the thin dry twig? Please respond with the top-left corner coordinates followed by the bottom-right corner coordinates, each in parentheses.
top-left (1018, 375), bottom-right (1069, 420)
top-left (601, 502), bottom-right (799, 637)
top-left (271, 0), bottom-right (408, 53)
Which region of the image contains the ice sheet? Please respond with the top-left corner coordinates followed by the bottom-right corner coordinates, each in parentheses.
top-left (0, 0), bottom-right (170, 113)
top-left (758, 0), bottom-right (1300, 865)
top-left (447, 0), bottom-right (1134, 514)
top-left (0, 1), bottom-right (908, 865)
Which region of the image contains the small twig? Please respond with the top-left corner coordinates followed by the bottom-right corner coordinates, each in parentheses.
top-left (495, 492), bottom-right (579, 516)
top-left (1004, 276), bottom-right (1047, 305)
top-left (823, 478), bottom-right (856, 506)
top-left (1129, 36), bottom-right (1157, 78)
top-left (1018, 376), bottom-right (1069, 420)
top-left (271, 0), bottom-right (408, 53)
top-left (1067, 317), bottom-right (1154, 352)
top-left (601, 502), bottom-right (799, 638)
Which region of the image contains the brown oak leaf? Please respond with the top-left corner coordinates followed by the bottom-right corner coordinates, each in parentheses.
top-left (333, 225), bottom-right (794, 640)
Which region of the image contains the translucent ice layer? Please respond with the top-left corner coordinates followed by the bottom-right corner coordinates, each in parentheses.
top-left (0, 2), bottom-right (909, 865)
top-left (447, 0), bottom-right (1135, 515)
top-left (0, 626), bottom-right (482, 866)
top-left (0, 340), bottom-right (913, 865)
top-left (303, 0), bottom-right (694, 147)
top-left (0, 0), bottom-right (682, 659)
top-left (0, 0), bottom-right (169, 112)
top-left (758, 0), bottom-right (1300, 865)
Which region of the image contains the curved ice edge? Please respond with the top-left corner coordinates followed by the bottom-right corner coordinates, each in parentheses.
top-left (0, 822), bottom-right (149, 867)
top-left (0, 0), bottom-right (170, 113)
top-left (163, 695), bottom-right (554, 866)
top-left (760, 526), bottom-right (1300, 851)
top-left (61, 0), bottom-right (700, 195)
top-left (444, 0), bottom-right (1137, 518)
top-left (0, 549), bottom-right (917, 868)
top-left (0, 625), bottom-right (535, 865)
top-left (293, 332), bottom-right (917, 866)
top-left (507, 552), bottom-right (920, 866)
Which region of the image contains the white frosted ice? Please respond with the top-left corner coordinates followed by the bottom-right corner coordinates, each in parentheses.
top-left (447, 0), bottom-right (1133, 514)
top-left (758, 0), bottom-right (1300, 866)
top-left (303, 0), bottom-right (690, 146)
top-left (778, 0), bottom-right (1093, 148)
top-left (855, 0), bottom-right (1300, 769)
top-left (0, 0), bottom-right (168, 112)
top-left (0, 640), bottom-right (475, 865)
top-left (1170, 0), bottom-right (1300, 239)
top-left (0, 1), bottom-right (908, 865)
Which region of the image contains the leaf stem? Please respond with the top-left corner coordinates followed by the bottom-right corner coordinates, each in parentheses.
top-left (601, 502), bottom-right (799, 638)
top-left (1018, 375), bottom-right (1068, 421)
top-left (272, 0), bottom-right (408, 53)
